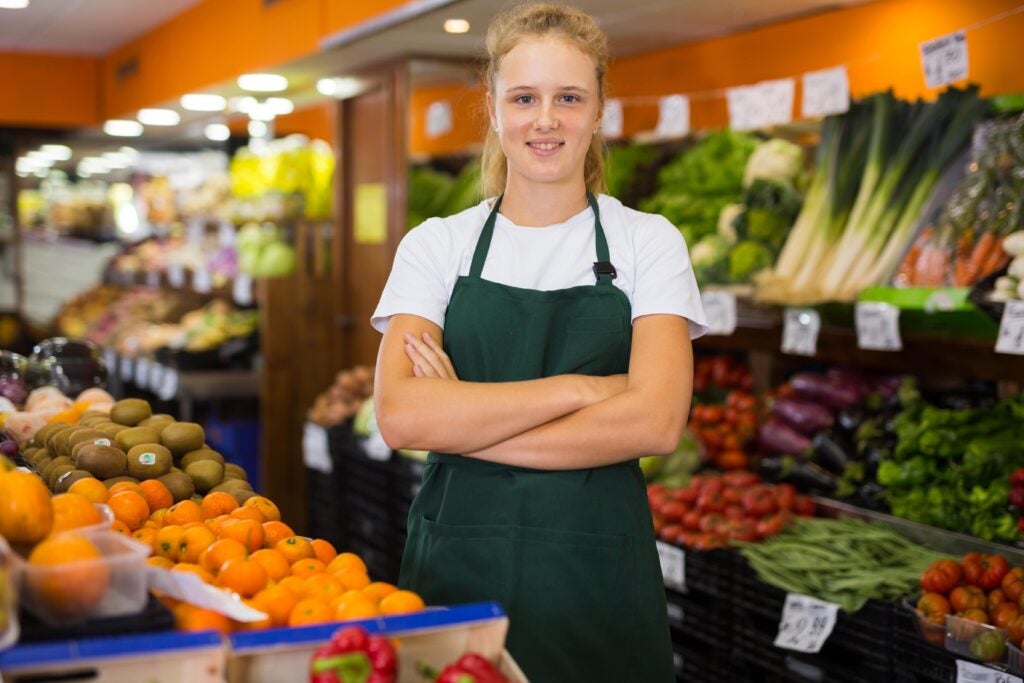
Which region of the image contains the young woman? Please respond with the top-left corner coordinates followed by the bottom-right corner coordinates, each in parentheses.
top-left (372, 3), bottom-right (707, 679)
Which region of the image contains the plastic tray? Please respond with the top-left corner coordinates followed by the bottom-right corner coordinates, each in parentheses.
top-left (902, 598), bottom-right (946, 647)
top-left (945, 614), bottom-right (1008, 664)
top-left (1009, 640), bottom-right (1024, 677)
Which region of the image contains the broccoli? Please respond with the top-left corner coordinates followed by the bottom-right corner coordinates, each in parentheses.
top-left (728, 240), bottom-right (774, 282)
top-left (732, 178), bottom-right (803, 249)
top-left (690, 234), bottom-right (730, 284)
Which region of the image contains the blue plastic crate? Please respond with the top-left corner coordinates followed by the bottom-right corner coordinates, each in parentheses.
top-left (203, 415), bottom-right (261, 493)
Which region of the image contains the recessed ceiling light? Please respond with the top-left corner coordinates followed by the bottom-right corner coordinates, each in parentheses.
top-left (102, 152), bottom-right (133, 169)
top-left (26, 151), bottom-right (54, 165)
top-left (266, 97), bottom-right (294, 116)
top-left (237, 73), bottom-right (288, 93)
top-left (181, 93), bottom-right (226, 112)
top-left (39, 144), bottom-right (72, 161)
top-left (0, 0), bottom-right (30, 9)
top-left (316, 77), bottom-right (362, 99)
top-left (248, 120), bottom-right (268, 138)
top-left (205, 124), bottom-right (230, 142)
top-left (137, 108), bottom-right (180, 126)
top-left (103, 120), bottom-right (144, 137)
top-left (444, 18), bottom-right (470, 34)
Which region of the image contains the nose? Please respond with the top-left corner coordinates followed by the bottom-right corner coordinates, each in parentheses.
top-left (535, 99), bottom-right (559, 130)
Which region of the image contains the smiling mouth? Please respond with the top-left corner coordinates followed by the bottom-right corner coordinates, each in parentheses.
top-left (527, 142), bottom-right (563, 151)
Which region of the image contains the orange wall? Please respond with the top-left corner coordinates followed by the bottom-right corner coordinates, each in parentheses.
top-left (277, 103), bottom-right (336, 144)
top-left (323, 0), bottom-right (408, 36)
top-left (408, 82), bottom-right (485, 157)
top-left (0, 52), bottom-right (100, 128)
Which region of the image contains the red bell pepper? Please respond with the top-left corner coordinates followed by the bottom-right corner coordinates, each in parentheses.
top-left (310, 626), bottom-right (397, 683)
top-left (428, 653), bottom-right (509, 683)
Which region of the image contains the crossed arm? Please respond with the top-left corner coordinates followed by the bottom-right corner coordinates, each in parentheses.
top-left (373, 312), bottom-right (693, 470)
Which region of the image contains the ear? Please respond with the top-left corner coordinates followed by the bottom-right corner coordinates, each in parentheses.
top-left (486, 91), bottom-right (498, 132)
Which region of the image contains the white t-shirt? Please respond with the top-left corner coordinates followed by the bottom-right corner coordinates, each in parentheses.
top-left (371, 194), bottom-right (708, 338)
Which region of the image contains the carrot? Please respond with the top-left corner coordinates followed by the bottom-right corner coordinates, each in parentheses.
top-left (953, 228), bottom-right (975, 286)
top-left (918, 244), bottom-right (949, 286)
top-left (964, 231), bottom-right (998, 284)
top-left (979, 235), bottom-right (1010, 279)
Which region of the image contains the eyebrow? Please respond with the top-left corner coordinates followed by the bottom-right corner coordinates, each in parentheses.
top-left (505, 85), bottom-right (590, 94)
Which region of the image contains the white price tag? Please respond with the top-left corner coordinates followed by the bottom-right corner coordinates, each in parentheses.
top-left (232, 273), bottom-right (254, 306)
top-left (134, 358), bottom-right (153, 389)
top-left (655, 95), bottom-right (690, 139)
top-left (167, 263), bottom-right (185, 289)
top-left (702, 291), bottom-right (737, 335)
top-left (855, 301), bottom-right (902, 351)
top-left (149, 362), bottom-right (166, 391)
top-left (157, 367), bottom-right (179, 401)
top-left (192, 267), bottom-right (212, 294)
top-left (601, 99), bottom-right (623, 139)
top-left (956, 660), bottom-right (1022, 683)
top-left (920, 30), bottom-right (968, 89)
top-left (119, 355), bottom-right (134, 382)
top-left (426, 100), bottom-right (453, 139)
top-left (996, 301), bottom-right (1024, 355)
top-left (102, 348), bottom-right (117, 374)
top-left (774, 593), bottom-right (839, 654)
top-left (302, 422), bottom-right (332, 474)
top-left (782, 308), bottom-right (820, 356)
top-left (759, 78), bottom-right (796, 127)
top-left (728, 79), bottom-right (795, 131)
top-left (656, 540), bottom-right (686, 592)
top-left (801, 66), bottom-right (850, 118)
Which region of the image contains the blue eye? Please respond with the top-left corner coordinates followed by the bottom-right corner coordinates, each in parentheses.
top-left (560, 94), bottom-right (581, 103)
top-left (514, 95), bottom-right (534, 105)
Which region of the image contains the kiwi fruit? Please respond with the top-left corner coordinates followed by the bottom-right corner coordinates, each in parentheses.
top-left (76, 415), bottom-right (108, 428)
top-left (31, 451), bottom-right (53, 471)
top-left (103, 475), bottom-right (138, 488)
top-left (76, 444), bottom-right (128, 480)
top-left (48, 463), bottom-right (76, 491)
top-left (115, 427), bottom-right (160, 453)
top-left (223, 463), bottom-right (248, 481)
top-left (180, 448), bottom-right (224, 468)
top-left (95, 422), bottom-right (127, 439)
top-left (31, 423), bottom-right (64, 448)
top-left (109, 398), bottom-right (152, 427)
top-left (42, 455), bottom-right (72, 481)
top-left (185, 459), bottom-right (224, 494)
top-left (68, 428), bottom-right (111, 455)
top-left (22, 446), bottom-right (39, 461)
top-left (210, 482), bottom-right (256, 505)
top-left (160, 422), bottom-right (205, 457)
top-left (138, 414), bottom-right (175, 435)
top-left (54, 469), bottom-right (94, 493)
top-left (126, 443), bottom-right (172, 480)
top-left (50, 427), bottom-right (76, 459)
top-left (158, 471), bottom-right (195, 503)
top-left (72, 436), bottom-right (116, 463)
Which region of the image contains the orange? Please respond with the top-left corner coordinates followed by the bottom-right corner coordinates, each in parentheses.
top-left (276, 536), bottom-right (315, 564)
top-left (330, 590), bottom-right (364, 611)
top-left (149, 508), bottom-right (168, 527)
top-left (0, 469), bottom-right (54, 543)
top-left (277, 575), bottom-right (306, 596)
top-left (219, 518), bottom-right (264, 553)
top-left (200, 492), bottom-right (239, 520)
top-left (291, 558), bottom-right (326, 578)
top-left (303, 573), bottom-right (344, 602)
top-left (335, 568), bottom-right (371, 592)
top-left (200, 538), bottom-right (248, 574)
top-left (243, 496), bottom-right (281, 522)
top-left (234, 598), bottom-right (273, 631)
top-left (49, 492), bottom-right (103, 535)
top-left (218, 556), bottom-right (268, 598)
top-left (327, 552), bottom-right (367, 575)
top-left (108, 481), bottom-right (144, 497)
top-left (173, 603), bottom-right (231, 634)
top-left (147, 555), bottom-right (174, 569)
top-left (207, 514), bottom-right (231, 535)
top-left (107, 490), bottom-right (150, 531)
top-left (252, 585), bottom-right (300, 627)
top-left (164, 500), bottom-right (203, 527)
top-left (138, 480), bottom-right (174, 513)
top-left (250, 548), bottom-right (291, 583)
top-left (310, 539), bottom-right (337, 565)
top-left (334, 592), bottom-right (379, 621)
top-left (362, 582), bottom-right (398, 604)
top-left (172, 562), bottom-right (216, 584)
top-left (155, 525), bottom-right (187, 561)
top-left (287, 598), bottom-right (332, 627)
top-left (261, 521), bottom-right (295, 548)
top-left (131, 526), bottom-right (158, 549)
top-left (379, 590), bottom-right (426, 616)
top-left (178, 525), bottom-right (217, 564)
top-left (27, 533), bottom-right (109, 619)
top-left (67, 477), bottom-right (109, 504)
top-left (182, 521), bottom-right (205, 530)
top-left (229, 506), bottom-right (265, 523)
top-left (109, 519), bottom-right (132, 536)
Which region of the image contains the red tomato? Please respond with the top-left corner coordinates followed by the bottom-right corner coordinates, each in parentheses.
top-left (950, 585), bottom-right (987, 613)
top-left (723, 505), bottom-right (745, 521)
top-left (774, 484), bottom-right (797, 512)
top-left (719, 451), bottom-right (749, 471)
top-left (920, 559), bottom-right (963, 594)
top-left (988, 589), bottom-right (1007, 614)
top-left (1008, 614), bottom-right (1024, 645)
top-left (677, 487), bottom-right (698, 505)
top-left (698, 514), bottom-right (728, 534)
top-left (722, 488), bottom-right (743, 506)
top-left (658, 501), bottom-right (687, 523)
top-left (722, 471), bottom-right (761, 489)
top-left (726, 520), bottom-right (759, 543)
top-left (703, 406), bottom-right (725, 424)
top-left (992, 602), bottom-right (1020, 629)
top-left (755, 514), bottom-right (785, 539)
top-left (658, 524), bottom-right (684, 543)
top-left (1004, 567), bottom-right (1024, 602)
top-left (916, 593), bottom-right (951, 626)
top-left (742, 486), bottom-right (778, 517)
top-left (963, 553), bottom-right (1010, 591)
top-left (681, 510), bottom-right (702, 531)
top-left (793, 495), bottom-right (816, 517)
top-left (962, 608), bottom-right (990, 624)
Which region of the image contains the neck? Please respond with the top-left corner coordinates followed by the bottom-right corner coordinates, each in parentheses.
top-left (498, 176), bottom-right (590, 227)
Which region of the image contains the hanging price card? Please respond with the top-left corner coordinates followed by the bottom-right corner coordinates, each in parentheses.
top-left (656, 541), bottom-right (686, 592)
top-left (149, 363), bottom-right (166, 392)
top-left (802, 66), bottom-right (850, 118)
top-left (702, 291), bottom-right (737, 336)
top-left (655, 95), bottom-right (690, 139)
top-left (920, 30), bottom-right (969, 89)
top-left (602, 99), bottom-right (623, 139)
top-left (157, 368), bottom-right (179, 401)
top-left (167, 263), bottom-right (185, 289)
top-left (782, 308), bottom-right (820, 357)
top-left (192, 267), bottom-right (212, 294)
top-left (774, 593), bottom-right (839, 654)
top-left (955, 660), bottom-right (1022, 683)
top-left (119, 355), bottom-right (134, 382)
top-left (855, 302), bottom-right (902, 351)
top-left (426, 100), bottom-right (453, 139)
top-left (102, 348), bottom-right (117, 374)
top-left (728, 79), bottom-right (795, 131)
top-left (996, 301), bottom-right (1024, 355)
top-left (134, 358), bottom-right (153, 390)
top-left (232, 273), bottom-right (254, 306)
top-left (302, 422), bottom-right (332, 474)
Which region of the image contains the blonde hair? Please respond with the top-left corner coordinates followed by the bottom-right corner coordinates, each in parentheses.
top-left (481, 2), bottom-right (609, 198)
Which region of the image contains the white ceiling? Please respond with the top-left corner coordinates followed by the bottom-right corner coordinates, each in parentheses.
top-left (0, 0), bottom-right (205, 55)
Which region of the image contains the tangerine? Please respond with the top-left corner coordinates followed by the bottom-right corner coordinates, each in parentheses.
top-left (362, 582), bottom-right (398, 604)
top-left (131, 526), bottom-right (158, 549)
top-left (326, 552), bottom-right (367, 575)
top-left (178, 525), bottom-right (217, 564)
top-left (109, 519), bottom-right (132, 536)
top-left (229, 506), bottom-right (265, 523)
top-left (219, 518), bottom-right (264, 553)
top-left (334, 593), bottom-right (379, 621)
top-left (334, 568), bottom-right (371, 591)
top-left (155, 524), bottom-right (187, 561)
top-left (108, 481), bottom-right (145, 497)
top-left (243, 496), bottom-right (281, 522)
top-left (276, 536), bottom-right (314, 563)
top-left (107, 490), bottom-right (150, 531)
top-left (49, 493), bottom-right (102, 535)
top-left (164, 500), bottom-right (203, 526)
top-left (200, 492), bottom-right (239, 519)
top-left (310, 539), bottom-right (337, 565)
top-left (287, 598), bottom-right (332, 627)
top-left (67, 477), bottom-right (109, 504)
top-left (147, 555), bottom-right (174, 569)
top-left (218, 556), bottom-right (268, 598)
top-left (173, 603), bottom-right (231, 634)
top-left (138, 480), bottom-right (174, 513)
top-left (379, 590), bottom-right (426, 616)
top-left (171, 562), bottom-right (215, 584)
top-left (261, 520), bottom-right (295, 548)
top-left (250, 548), bottom-right (291, 582)
top-left (291, 558), bottom-right (326, 578)
top-left (302, 573), bottom-right (344, 602)
top-left (252, 585), bottom-right (299, 627)
top-left (0, 469), bottom-right (54, 543)
top-left (200, 538), bottom-right (248, 575)
top-left (27, 533), bottom-right (109, 619)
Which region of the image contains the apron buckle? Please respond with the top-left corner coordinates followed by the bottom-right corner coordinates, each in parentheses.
top-left (593, 261), bottom-right (617, 279)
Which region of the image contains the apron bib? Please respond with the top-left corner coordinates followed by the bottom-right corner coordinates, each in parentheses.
top-left (398, 194), bottom-right (674, 682)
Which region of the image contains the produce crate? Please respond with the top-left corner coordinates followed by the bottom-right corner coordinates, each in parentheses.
top-left (685, 547), bottom-right (743, 599)
top-left (665, 587), bottom-right (732, 651)
top-left (672, 637), bottom-right (739, 683)
top-left (204, 414), bottom-right (261, 493)
top-left (307, 422), bottom-right (356, 549)
top-left (891, 605), bottom-right (958, 683)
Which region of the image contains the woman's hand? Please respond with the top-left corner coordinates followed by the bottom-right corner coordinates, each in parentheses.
top-left (404, 332), bottom-right (459, 380)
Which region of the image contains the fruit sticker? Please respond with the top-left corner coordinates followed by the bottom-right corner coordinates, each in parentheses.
top-left (95, 438), bottom-right (111, 447)
top-left (138, 452), bottom-right (157, 466)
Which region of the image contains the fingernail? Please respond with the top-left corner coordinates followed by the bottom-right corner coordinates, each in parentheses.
top-left (404, 333), bottom-right (413, 341)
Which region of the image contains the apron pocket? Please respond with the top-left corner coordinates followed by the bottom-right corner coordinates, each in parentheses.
top-left (564, 328), bottom-right (626, 374)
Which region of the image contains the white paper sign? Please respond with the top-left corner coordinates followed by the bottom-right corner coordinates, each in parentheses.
top-left (655, 95), bottom-right (690, 139)
top-left (802, 66), bottom-right (850, 118)
top-left (996, 300), bottom-right (1024, 355)
top-left (656, 540), bottom-right (686, 592)
top-left (426, 100), bottom-right (453, 139)
top-left (955, 660), bottom-right (1022, 683)
top-left (728, 79), bottom-right (795, 131)
top-left (134, 358), bottom-right (153, 389)
top-left (149, 362), bottom-right (166, 391)
top-left (920, 30), bottom-right (969, 89)
top-left (218, 221), bottom-right (236, 248)
top-left (302, 422), bottom-right (332, 474)
top-left (157, 367), bottom-right (179, 401)
top-left (855, 301), bottom-right (902, 351)
top-left (232, 273), bottom-right (254, 306)
top-left (119, 355), bottom-right (134, 381)
top-left (102, 348), bottom-right (117, 374)
top-left (782, 308), bottom-right (821, 356)
top-left (702, 291), bottom-right (738, 336)
top-left (192, 267), bottom-right (212, 294)
top-left (774, 593), bottom-right (839, 653)
top-left (147, 567), bottom-right (267, 622)
top-left (167, 263), bottom-right (185, 289)
top-left (602, 99), bottom-right (624, 139)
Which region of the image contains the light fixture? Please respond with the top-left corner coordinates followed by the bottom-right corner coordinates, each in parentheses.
top-left (237, 73), bottom-right (288, 93)
top-left (103, 120), bottom-right (144, 137)
top-left (266, 97), bottom-right (294, 116)
top-left (15, 157), bottom-right (44, 173)
top-left (26, 151), bottom-right (54, 165)
top-left (248, 120), bottom-right (268, 138)
top-left (180, 93), bottom-right (226, 112)
top-left (102, 152), bottom-right (133, 169)
top-left (39, 144), bottom-right (72, 161)
top-left (137, 108), bottom-right (180, 126)
top-left (248, 103), bottom-right (276, 122)
top-left (0, 0), bottom-right (30, 9)
top-left (230, 96), bottom-right (258, 114)
top-left (316, 76), bottom-right (362, 99)
top-left (79, 157), bottom-right (110, 173)
top-left (443, 18), bottom-right (470, 34)
top-left (205, 123), bottom-right (230, 141)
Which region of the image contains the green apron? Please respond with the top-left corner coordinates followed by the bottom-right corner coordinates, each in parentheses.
top-left (399, 193), bottom-right (674, 682)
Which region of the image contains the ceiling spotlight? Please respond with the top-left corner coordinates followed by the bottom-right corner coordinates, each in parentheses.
top-left (39, 144), bottom-right (72, 161)
top-left (0, 0), bottom-right (30, 9)
top-left (237, 73), bottom-right (288, 93)
top-left (444, 18), bottom-right (470, 34)
top-left (205, 124), bottom-right (231, 142)
top-left (230, 96), bottom-right (258, 114)
top-left (248, 120), bottom-right (268, 138)
top-left (266, 97), bottom-right (294, 116)
top-left (181, 93), bottom-right (226, 112)
top-left (316, 77), bottom-right (362, 99)
top-left (137, 108), bottom-right (180, 126)
top-left (103, 120), bottom-right (144, 137)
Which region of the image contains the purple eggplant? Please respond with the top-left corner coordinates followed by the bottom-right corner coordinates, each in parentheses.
top-left (758, 456), bottom-right (838, 493)
top-left (790, 372), bottom-right (861, 409)
top-left (772, 398), bottom-right (834, 435)
top-left (826, 368), bottom-right (869, 398)
top-left (759, 418), bottom-right (812, 457)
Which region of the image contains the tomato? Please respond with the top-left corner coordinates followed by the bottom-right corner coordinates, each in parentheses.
top-left (681, 510), bottom-right (702, 531)
top-left (917, 592), bottom-right (951, 626)
top-left (920, 559), bottom-right (963, 594)
top-left (742, 487), bottom-right (779, 517)
top-left (970, 629), bottom-right (1006, 662)
top-left (722, 487), bottom-right (743, 506)
top-left (963, 553), bottom-right (1010, 590)
top-left (755, 514), bottom-right (785, 539)
top-left (652, 516), bottom-right (666, 535)
top-left (703, 406), bottom-right (725, 424)
top-left (709, 357), bottom-right (732, 387)
top-left (724, 407), bottom-right (740, 425)
top-left (721, 433), bottom-right (743, 451)
top-left (792, 495), bottom-right (816, 517)
top-left (677, 487), bottom-right (698, 505)
top-left (657, 524), bottom-right (683, 542)
top-left (774, 484), bottom-right (797, 512)
top-left (723, 505), bottom-right (745, 521)
top-left (718, 450), bottom-right (749, 471)
top-left (676, 531), bottom-right (698, 548)
top-left (1008, 614), bottom-right (1024, 645)
top-left (726, 520), bottom-right (759, 543)
top-left (692, 533), bottom-right (725, 551)
top-left (987, 589), bottom-right (1007, 614)
top-left (734, 393), bottom-right (757, 412)
top-left (699, 514), bottom-right (728, 534)
top-left (1003, 568), bottom-right (1024, 602)
top-left (658, 501), bottom-right (687, 523)
top-left (962, 608), bottom-right (990, 624)
top-left (701, 431), bottom-right (724, 450)
top-left (697, 490), bottom-right (726, 513)
top-left (950, 585), bottom-right (987, 613)
top-left (722, 471), bottom-right (761, 488)
top-left (992, 602), bottom-right (1020, 628)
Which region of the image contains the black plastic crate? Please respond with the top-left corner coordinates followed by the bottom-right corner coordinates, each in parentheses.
top-left (666, 587), bottom-right (732, 650)
top-left (345, 534), bottom-right (402, 585)
top-left (685, 547), bottom-right (742, 598)
top-left (891, 605), bottom-right (957, 683)
top-left (672, 638), bottom-right (740, 683)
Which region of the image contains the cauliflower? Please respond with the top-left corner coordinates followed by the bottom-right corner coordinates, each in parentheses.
top-left (743, 138), bottom-right (804, 187)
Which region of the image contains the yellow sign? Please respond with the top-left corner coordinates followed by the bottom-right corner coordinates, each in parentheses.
top-left (354, 183), bottom-right (387, 245)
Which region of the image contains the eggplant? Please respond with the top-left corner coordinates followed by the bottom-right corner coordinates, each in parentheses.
top-left (811, 431), bottom-right (851, 475)
top-left (855, 482), bottom-right (889, 511)
top-left (836, 406), bottom-right (865, 434)
top-left (758, 456), bottom-right (838, 493)
top-left (772, 398), bottom-right (834, 435)
top-left (790, 372), bottom-right (861, 409)
top-left (826, 368), bottom-right (869, 399)
top-left (758, 418), bottom-right (812, 457)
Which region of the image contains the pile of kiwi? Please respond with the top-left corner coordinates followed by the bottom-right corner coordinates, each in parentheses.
top-left (21, 398), bottom-right (255, 505)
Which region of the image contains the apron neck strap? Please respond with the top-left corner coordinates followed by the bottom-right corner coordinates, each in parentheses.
top-left (469, 194), bottom-right (503, 279)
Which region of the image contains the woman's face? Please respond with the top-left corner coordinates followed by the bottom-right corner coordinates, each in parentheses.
top-left (489, 36), bottom-right (602, 192)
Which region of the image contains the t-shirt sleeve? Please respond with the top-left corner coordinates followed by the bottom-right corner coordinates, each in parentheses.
top-left (630, 214), bottom-right (709, 339)
top-left (370, 219), bottom-right (451, 333)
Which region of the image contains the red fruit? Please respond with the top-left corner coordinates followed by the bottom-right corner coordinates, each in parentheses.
top-left (755, 514), bottom-right (785, 539)
top-left (697, 490), bottom-right (726, 513)
top-left (917, 593), bottom-right (951, 625)
top-left (658, 524), bottom-right (684, 542)
top-left (1011, 468), bottom-right (1024, 488)
top-left (792, 495), bottom-right (816, 517)
top-left (950, 585), bottom-right (987, 613)
top-left (1010, 488), bottom-right (1024, 509)
top-left (682, 510), bottom-right (702, 531)
top-left (723, 505), bottom-right (745, 521)
top-left (677, 487), bottom-right (698, 505)
top-left (726, 520), bottom-right (759, 543)
top-left (774, 484), bottom-right (797, 511)
top-left (741, 487), bottom-right (778, 517)
top-left (963, 553), bottom-right (1010, 591)
top-left (1004, 568), bottom-right (1024, 602)
top-left (920, 559), bottom-right (963, 594)
top-left (659, 501), bottom-right (687, 523)
top-left (699, 514), bottom-right (728, 534)
top-left (330, 626), bottom-right (370, 653)
top-left (722, 471), bottom-right (760, 488)
top-left (722, 487), bottom-right (743, 506)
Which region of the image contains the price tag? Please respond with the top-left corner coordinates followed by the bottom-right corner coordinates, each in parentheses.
top-left (601, 99), bottom-right (623, 139)
top-left (956, 660), bottom-right (1022, 683)
top-left (655, 95), bottom-right (690, 139)
top-left (119, 355), bottom-right (134, 382)
top-left (157, 367), bottom-right (179, 401)
top-left (801, 66), bottom-right (850, 118)
top-left (920, 30), bottom-right (968, 89)
top-left (192, 267), bottom-right (212, 294)
top-left (759, 78), bottom-right (796, 127)
top-left (782, 308), bottom-right (820, 357)
top-left (149, 362), bottom-right (165, 391)
top-left (167, 263), bottom-right (185, 289)
top-left (102, 348), bottom-right (117, 374)
top-left (426, 100), bottom-right (453, 139)
top-left (774, 593), bottom-right (839, 654)
top-left (302, 422), bottom-right (332, 474)
top-left (656, 541), bottom-right (686, 592)
top-left (134, 358), bottom-right (153, 389)
top-left (728, 79), bottom-right (795, 131)
top-left (701, 291), bottom-right (737, 336)
top-left (996, 301), bottom-right (1024, 355)
top-left (855, 301), bottom-right (902, 351)
top-left (232, 273), bottom-right (254, 306)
